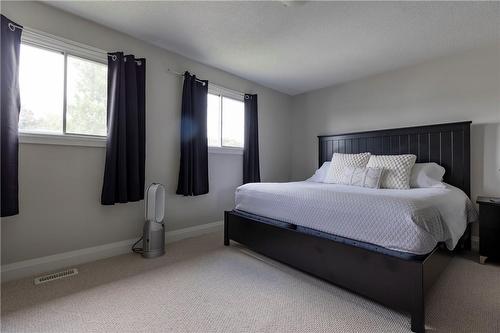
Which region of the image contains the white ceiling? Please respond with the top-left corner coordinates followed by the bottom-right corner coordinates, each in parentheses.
top-left (45, 1), bottom-right (500, 95)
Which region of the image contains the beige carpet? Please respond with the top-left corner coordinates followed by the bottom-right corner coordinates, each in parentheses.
top-left (2, 232), bottom-right (499, 333)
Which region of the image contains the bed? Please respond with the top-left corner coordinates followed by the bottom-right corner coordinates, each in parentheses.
top-left (235, 182), bottom-right (476, 258)
top-left (224, 121), bottom-right (473, 333)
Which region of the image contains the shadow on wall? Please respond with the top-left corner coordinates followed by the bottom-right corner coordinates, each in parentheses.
top-left (471, 123), bottom-right (500, 201)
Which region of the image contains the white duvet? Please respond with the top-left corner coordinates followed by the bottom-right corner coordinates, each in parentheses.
top-left (235, 181), bottom-right (478, 255)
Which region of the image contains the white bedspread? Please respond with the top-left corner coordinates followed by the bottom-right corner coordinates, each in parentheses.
top-left (234, 181), bottom-right (477, 255)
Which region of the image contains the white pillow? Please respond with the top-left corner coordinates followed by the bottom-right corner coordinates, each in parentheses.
top-left (339, 167), bottom-right (383, 189)
top-left (324, 152), bottom-right (371, 184)
top-left (307, 162), bottom-right (330, 183)
top-left (367, 154), bottom-right (416, 189)
top-left (410, 163), bottom-right (446, 188)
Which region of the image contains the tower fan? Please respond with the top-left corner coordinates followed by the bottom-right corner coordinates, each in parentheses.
top-left (133, 183), bottom-right (166, 258)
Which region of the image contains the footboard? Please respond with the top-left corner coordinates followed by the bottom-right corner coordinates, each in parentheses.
top-left (224, 210), bottom-right (451, 333)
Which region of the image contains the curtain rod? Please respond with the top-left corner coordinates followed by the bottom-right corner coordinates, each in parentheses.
top-left (108, 54), bottom-right (143, 65)
top-left (167, 68), bottom-right (207, 86)
top-left (8, 22), bottom-right (142, 65)
top-left (9, 23), bottom-right (247, 97)
top-left (167, 68), bottom-right (248, 98)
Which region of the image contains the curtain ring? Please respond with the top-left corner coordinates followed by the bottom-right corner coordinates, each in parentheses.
top-left (245, 95), bottom-right (250, 99)
top-left (8, 23), bottom-right (16, 32)
top-left (136, 60), bottom-right (142, 66)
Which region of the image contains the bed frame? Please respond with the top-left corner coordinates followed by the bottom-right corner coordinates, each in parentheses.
top-left (224, 121), bottom-right (471, 333)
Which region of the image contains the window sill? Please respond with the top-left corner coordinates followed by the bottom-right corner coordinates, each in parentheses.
top-left (19, 132), bottom-right (107, 148)
top-left (208, 146), bottom-right (243, 155)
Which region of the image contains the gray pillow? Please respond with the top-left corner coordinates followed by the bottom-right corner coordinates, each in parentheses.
top-left (338, 167), bottom-right (383, 189)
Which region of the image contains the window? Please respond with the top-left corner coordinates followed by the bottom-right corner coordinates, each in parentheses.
top-left (65, 55), bottom-right (107, 136)
top-left (207, 86), bottom-right (244, 151)
top-left (18, 32), bottom-right (107, 142)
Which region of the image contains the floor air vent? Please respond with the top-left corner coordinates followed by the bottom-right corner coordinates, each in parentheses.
top-left (34, 268), bottom-right (78, 285)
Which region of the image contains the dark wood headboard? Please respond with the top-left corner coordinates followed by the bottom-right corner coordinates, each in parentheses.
top-left (318, 121), bottom-right (471, 196)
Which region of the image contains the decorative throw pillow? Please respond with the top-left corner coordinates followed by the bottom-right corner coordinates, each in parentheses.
top-left (366, 154), bottom-right (417, 189)
top-left (339, 167), bottom-right (383, 189)
top-left (324, 152), bottom-right (371, 184)
top-left (307, 162), bottom-right (331, 183)
top-left (410, 162), bottom-right (446, 188)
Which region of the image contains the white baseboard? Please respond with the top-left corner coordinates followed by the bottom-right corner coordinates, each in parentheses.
top-left (1, 220), bottom-right (223, 283)
top-left (164, 220), bottom-right (222, 243)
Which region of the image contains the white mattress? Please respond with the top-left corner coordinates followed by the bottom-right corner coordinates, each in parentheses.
top-left (234, 181), bottom-right (478, 255)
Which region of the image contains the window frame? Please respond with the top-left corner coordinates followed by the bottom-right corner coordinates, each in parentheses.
top-left (207, 84), bottom-right (245, 155)
top-left (18, 29), bottom-right (108, 147)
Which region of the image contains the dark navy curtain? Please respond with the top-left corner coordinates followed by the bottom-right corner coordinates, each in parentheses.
top-left (243, 94), bottom-right (260, 184)
top-left (176, 72), bottom-right (209, 196)
top-left (1, 15), bottom-right (22, 217)
top-left (101, 52), bottom-right (146, 205)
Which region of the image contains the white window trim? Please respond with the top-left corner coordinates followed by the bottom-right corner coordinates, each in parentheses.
top-left (21, 28), bottom-right (107, 64)
top-left (208, 83), bottom-right (245, 102)
top-left (19, 132), bottom-right (106, 148)
top-left (208, 146), bottom-right (243, 155)
top-left (207, 83), bottom-right (245, 154)
top-left (19, 28), bottom-right (108, 147)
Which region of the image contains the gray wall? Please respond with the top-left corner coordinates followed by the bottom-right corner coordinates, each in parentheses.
top-left (1, 2), bottom-right (292, 264)
top-left (291, 43), bottom-right (500, 209)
